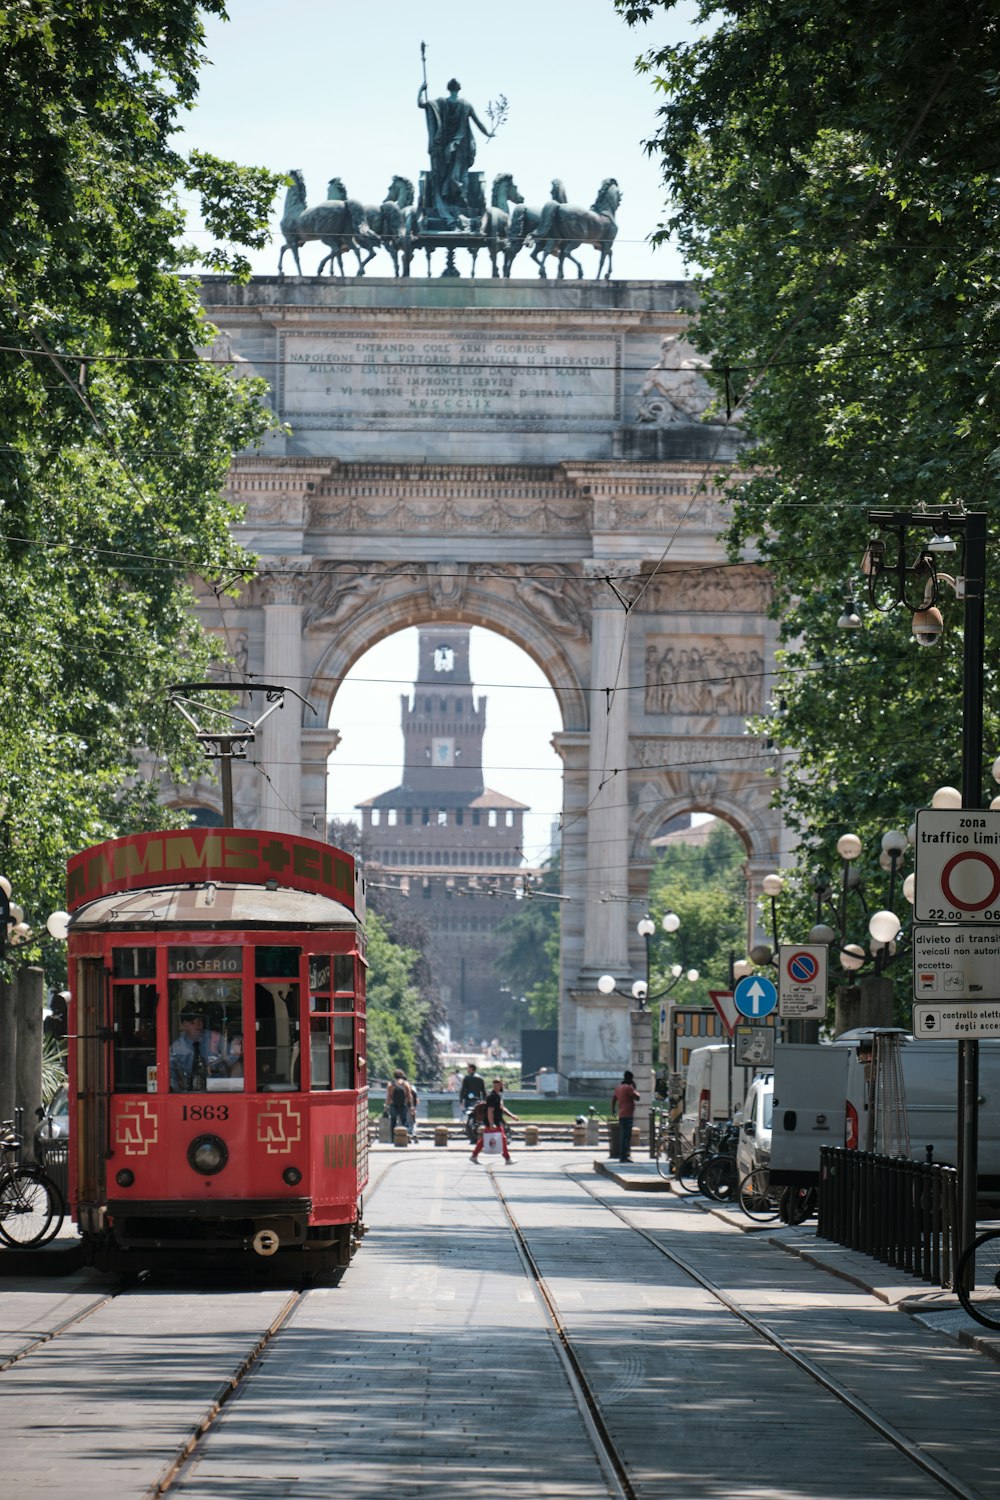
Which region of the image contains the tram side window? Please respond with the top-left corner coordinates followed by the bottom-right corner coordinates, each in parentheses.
top-left (333, 1016), bottom-right (355, 1090)
top-left (309, 954), bottom-right (356, 1090)
top-left (167, 945), bottom-right (244, 1093)
top-left (111, 981), bottom-right (157, 1092)
top-left (254, 945), bottom-right (301, 1092)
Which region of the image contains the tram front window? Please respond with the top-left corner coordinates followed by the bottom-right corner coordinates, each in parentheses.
top-left (167, 946), bottom-right (244, 1093)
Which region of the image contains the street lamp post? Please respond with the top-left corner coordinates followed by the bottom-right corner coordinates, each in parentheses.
top-left (865, 506), bottom-right (987, 1263)
top-left (599, 913), bottom-right (699, 1146)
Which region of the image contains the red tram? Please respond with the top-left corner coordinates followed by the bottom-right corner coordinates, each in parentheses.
top-left (64, 828), bottom-right (368, 1275)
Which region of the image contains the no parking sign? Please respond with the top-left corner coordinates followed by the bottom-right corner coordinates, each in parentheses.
top-left (778, 943), bottom-right (827, 1019)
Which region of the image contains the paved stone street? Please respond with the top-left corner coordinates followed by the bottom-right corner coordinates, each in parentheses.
top-left (3, 1148), bottom-right (1000, 1499)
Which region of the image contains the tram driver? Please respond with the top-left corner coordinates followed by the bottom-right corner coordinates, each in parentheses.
top-left (169, 1006), bottom-right (233, 1091)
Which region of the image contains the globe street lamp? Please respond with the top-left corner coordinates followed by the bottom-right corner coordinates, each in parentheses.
top-left (599, 912), bottom-right (698, 1011)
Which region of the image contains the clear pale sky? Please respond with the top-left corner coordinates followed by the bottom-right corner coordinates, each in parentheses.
top-left (179, 0), bottom-right (703, 282)
top-left (179, 0), bottom-right (706, 863)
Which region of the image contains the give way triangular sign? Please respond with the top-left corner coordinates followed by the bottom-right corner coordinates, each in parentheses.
top-left (709, 990), bottom-right (738, 1038)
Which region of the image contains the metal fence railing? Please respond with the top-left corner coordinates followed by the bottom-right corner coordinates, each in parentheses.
top-left (817, 1146), bottom-right (959, 1288)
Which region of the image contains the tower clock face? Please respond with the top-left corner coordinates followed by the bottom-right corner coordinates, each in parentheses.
top-left (434, 645), bottom-right (455, 672)
top-left (432, 737), bottom-right (455, 767)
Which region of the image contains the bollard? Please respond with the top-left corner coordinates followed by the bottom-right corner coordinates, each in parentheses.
top-left (393, 1125), bottom-right (409, 1148)
top-left (586, 1114), bottom-right (600, 1148)
top-left (572, 1123), bottom-right (587, 1147)
top-left (434, 1124), bottom-right (449, 1147)
top-left (524, 1124), bottom-right (539, 1147)
top-left (378, 1113), bottom-right (391, 1144)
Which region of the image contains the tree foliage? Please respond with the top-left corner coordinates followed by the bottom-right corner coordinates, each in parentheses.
top-left (618, 1), bottom-right (1000, 956)
top-left (647, 821), bottom-right (746, 1000)
top-left (493, 855), bottom-right (562, 1030)
top-left (0, 4), bottom-right (283, 961)
top-left (329, 819), bottom-right (445, 1083)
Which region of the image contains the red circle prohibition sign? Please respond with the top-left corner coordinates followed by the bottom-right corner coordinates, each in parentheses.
top-left (940, 850), bottom-right (1000, 910)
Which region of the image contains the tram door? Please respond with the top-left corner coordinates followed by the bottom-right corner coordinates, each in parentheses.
top-left (74, 956), bottom-right (108, 1227)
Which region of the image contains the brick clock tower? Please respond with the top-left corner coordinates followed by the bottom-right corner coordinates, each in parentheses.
top-left (357, 627), bottom-right (529, 1043)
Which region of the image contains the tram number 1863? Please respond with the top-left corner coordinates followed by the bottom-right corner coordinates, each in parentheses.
top-left (181, 1104), bottom-right (230, 1122)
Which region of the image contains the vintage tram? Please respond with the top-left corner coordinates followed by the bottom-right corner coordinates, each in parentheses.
top-left (64, 827), bottom-right (368, 1275)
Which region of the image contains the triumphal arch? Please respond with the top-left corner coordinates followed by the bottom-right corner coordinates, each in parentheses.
top-left (194, 273), bottom-right (787, 1088)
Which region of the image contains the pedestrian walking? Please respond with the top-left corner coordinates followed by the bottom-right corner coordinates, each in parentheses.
top-left (386, 1070), bottom-right (413, 1138)
top-left (611, 1069), bottom-right (640, 1163)
top-left (470, 1077), bottom-right (518, 1164)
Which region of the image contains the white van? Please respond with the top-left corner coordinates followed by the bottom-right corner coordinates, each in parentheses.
top-left (736, 1073), bottom-right (773, 1181)
top-left (681, 1042), bottom-right (764, 1151)
top-left (770, 1031), bottom-right (1000, 1190)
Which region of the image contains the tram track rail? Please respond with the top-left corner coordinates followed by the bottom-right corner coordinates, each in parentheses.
top-left (509, 1170), bottom-right (983, 1500)
top-left (142, 1153), bottom-right (397, 1497)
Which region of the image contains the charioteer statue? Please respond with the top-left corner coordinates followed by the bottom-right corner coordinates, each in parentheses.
top-left (417, 75), bottom-right (493, 230)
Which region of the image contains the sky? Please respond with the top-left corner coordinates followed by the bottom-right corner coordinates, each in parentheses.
top-left (177, 0), bottom-right (707, 863)
top-left (178, 0), bottom-right (704, 282)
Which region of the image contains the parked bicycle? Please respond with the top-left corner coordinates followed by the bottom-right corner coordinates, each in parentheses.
top-left (0, 1118), bottom-right (65, 1248)
top-left (955, 1229), bottom-right (1000, 1331)
top-left (738, 1165), bottom-right (781, 1222)
top-left (778, 1185), bottom-right (817, 1225)
top-left (697, 1121), bottom-right (741, 1201)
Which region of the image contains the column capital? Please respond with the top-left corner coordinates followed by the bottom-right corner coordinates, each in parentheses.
top-left (257, 556), bottom-right (311, 607)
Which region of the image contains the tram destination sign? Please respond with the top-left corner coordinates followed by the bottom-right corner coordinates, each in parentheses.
top-left (914, 809), bottom-right (1000, 923)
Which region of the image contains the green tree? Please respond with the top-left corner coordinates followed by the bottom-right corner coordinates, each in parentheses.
top-left (647, 821), bottom-right (746, 999)
top-left (364, 911), bottom-right (427, 1083)
top-left (494, 855), bottom-right (562, 1029)
top-left (0, 5), bottom-right (282, 963)
top-left (618, 1), bottom-right (1000, 1009)
top-left (328, 819), bottom-right (445, 1083)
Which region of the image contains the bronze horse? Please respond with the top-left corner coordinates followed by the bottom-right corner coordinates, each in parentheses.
top-left (504, 180), bottom-right (567, 278)
top-left (278, 171), bottom-right (369, 277)
top-left (353, 176), bottom-right (415, 277)
top-left (530, 178), bottom-right (621, 281)
top-left (474, 173), bottom-right (525, 278)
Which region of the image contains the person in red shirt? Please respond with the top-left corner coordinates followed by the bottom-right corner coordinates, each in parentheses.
top-left (611, 1070), bottom-right (640, 1163)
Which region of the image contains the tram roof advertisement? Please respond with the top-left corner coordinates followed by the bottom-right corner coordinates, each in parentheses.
top-left (66, 829), bottom-right (357, 912)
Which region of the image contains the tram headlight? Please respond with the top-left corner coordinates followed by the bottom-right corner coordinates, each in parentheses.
top-left (187, 1134), bottom-right (229, 1176)
top-left (282, 1166), bottom-right (302, 1186)
top-left (115, 1168), bottom-right (135, 1188)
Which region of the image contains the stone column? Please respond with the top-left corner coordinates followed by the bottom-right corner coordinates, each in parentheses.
top-left (259, 568), bottom-right (307, 835)
top-left (582, 581), bottom-right (631, 975)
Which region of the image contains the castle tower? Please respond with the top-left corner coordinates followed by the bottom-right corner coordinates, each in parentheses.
top-left (357, 627), bottom-right (529, 1041)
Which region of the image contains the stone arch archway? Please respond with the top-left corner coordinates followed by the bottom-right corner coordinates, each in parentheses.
top-left (304, 579), bottom-right (590, 736)
top-left (197, 274), bottom-right (786, 1090)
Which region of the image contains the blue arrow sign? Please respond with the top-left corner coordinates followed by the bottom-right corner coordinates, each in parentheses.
top-left (734, 974), bottom-right (778, 1018)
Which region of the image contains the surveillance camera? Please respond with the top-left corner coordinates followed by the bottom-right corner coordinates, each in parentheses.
top-left (911, 605), bottom-right (943, 646)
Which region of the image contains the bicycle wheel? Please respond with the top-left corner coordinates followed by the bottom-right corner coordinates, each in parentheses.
top-left (32, 1172), bottom-right (65, 1246)
top-left (780, 1186), bottom-right (817, 1225)
top-left (956, 1229), bottom-right (1000, 1331)
top-left (654, 1130), bottom-right (672, 1180)
top-left (699, 1155), bottom-right (739, 1202)
top-left (0, 1167), bottom-right (55, 1247)
top-left (738, 1167), bottom-right (780, 1222)
top-left (676, 1151), bottom-right (705, 1193)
